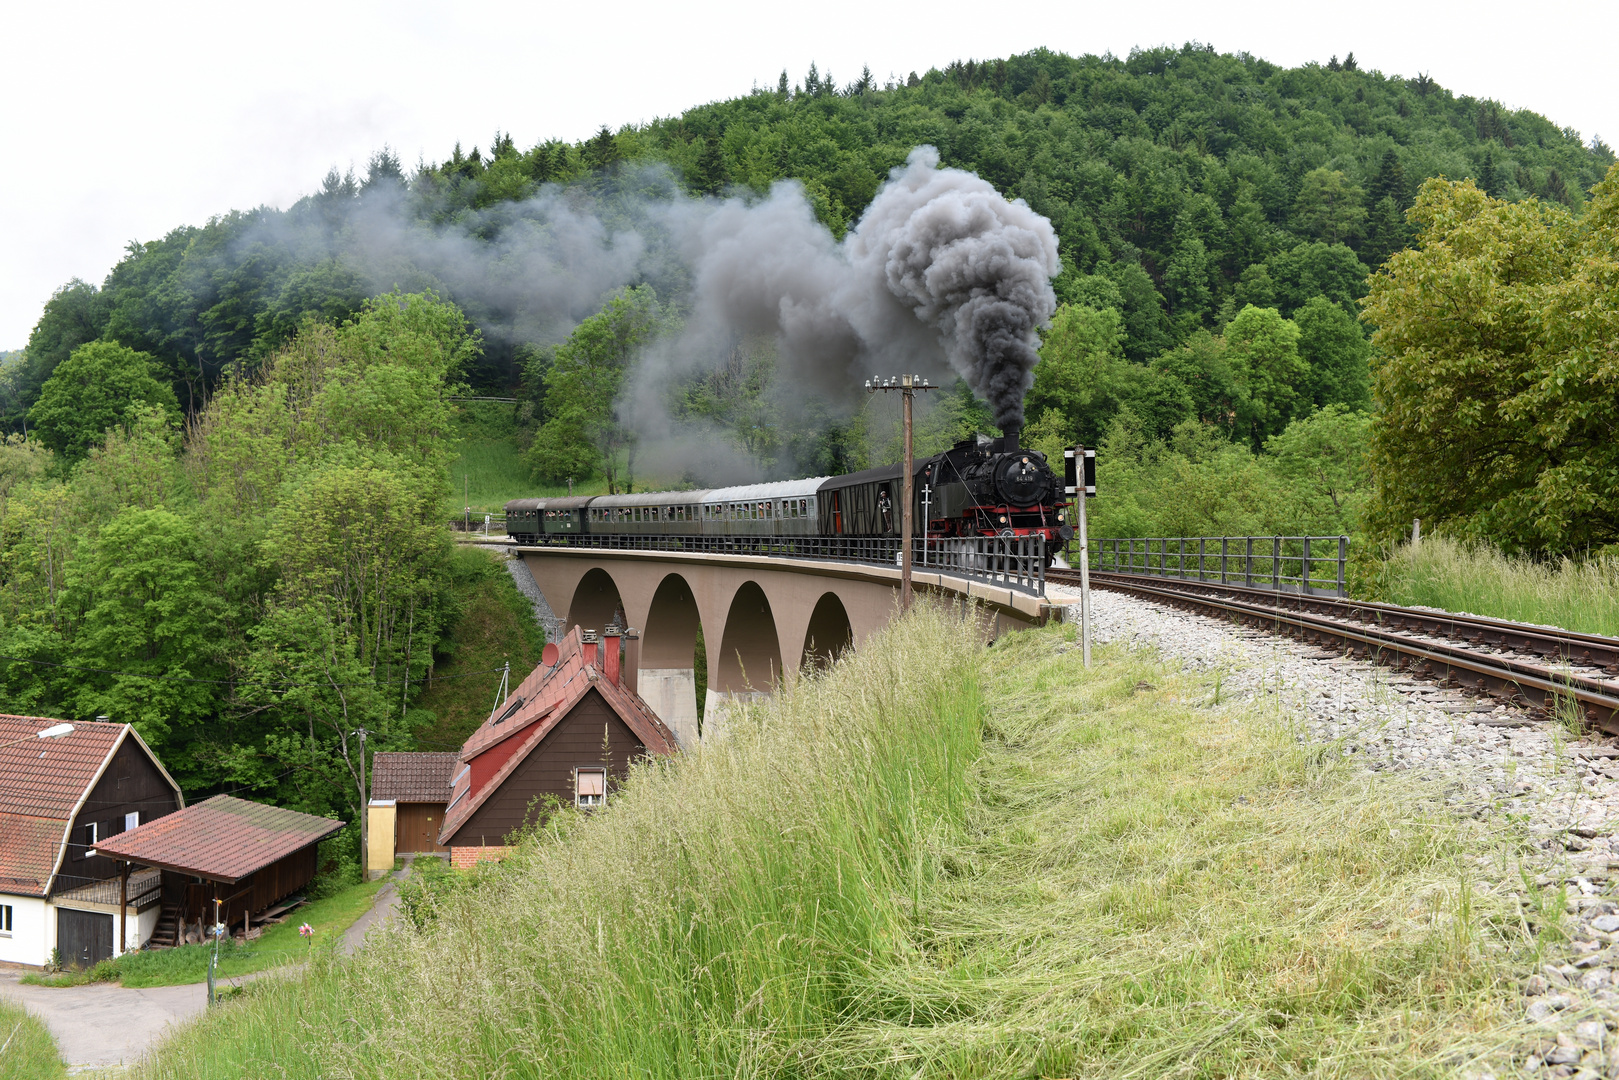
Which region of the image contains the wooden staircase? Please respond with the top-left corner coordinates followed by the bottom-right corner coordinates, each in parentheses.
top-left (146, 904), bottom-right (181, 950)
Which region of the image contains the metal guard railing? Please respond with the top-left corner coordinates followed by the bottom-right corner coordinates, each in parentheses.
top-left (524, 532), bottom-right (1047, 596)
top-left (1092, 536), bottom-right (1349, 598)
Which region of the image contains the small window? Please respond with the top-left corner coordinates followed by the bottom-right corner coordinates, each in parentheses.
top-left (0, 903), bottom-right (11, 935)
top-left (576, 768), bottom-right (607, 808)
top-left (125, 811), bottom-right (140, 832)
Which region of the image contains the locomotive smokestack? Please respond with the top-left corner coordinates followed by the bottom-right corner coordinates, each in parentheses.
top-left (999, 423), bottom-right (1021, 453)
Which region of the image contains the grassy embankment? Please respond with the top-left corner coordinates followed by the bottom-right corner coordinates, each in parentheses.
top-left (134, 606), bottom-right (1540, 1078)
top-left (411, 545), bottom-right (548, 751)
top-left (0, 1001), bottom-right (64, 1080)
top-left (1378, 535), bottom-right (1619, 638)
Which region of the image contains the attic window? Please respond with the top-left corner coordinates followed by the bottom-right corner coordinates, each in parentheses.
top-left (494, 695), bottom-right (525, 724)
top-left (575, 768), bottom-right (606, 809)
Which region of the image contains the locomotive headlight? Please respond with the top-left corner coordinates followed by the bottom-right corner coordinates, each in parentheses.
top-left (999, 515), bottom-right (1007, 523)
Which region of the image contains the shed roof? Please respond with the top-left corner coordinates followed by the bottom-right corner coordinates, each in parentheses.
top-left (93, 795), bottom-right (344, 884)
top-left (371, 752), bottom-right (458, 803)
top-left (438, 626), bottom-right (677, 844)
top-left (0, 716), bottom-right (177, 897)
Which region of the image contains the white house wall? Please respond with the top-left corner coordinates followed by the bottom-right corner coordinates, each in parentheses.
top-left (0, 894), bottom-right (50, 967)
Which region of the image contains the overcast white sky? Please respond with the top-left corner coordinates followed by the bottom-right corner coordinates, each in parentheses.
top-left (3, 0), bottom-right (1614, 348)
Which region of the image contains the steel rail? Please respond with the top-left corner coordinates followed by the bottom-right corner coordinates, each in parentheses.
top-left (1050, 570), bottom-right (1619, 734)
top-left (1080, 571), bottom-right (1619, 673)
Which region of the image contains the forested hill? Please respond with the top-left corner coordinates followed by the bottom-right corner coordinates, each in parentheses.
top-left (3, 43), bottom-right (1612, 425)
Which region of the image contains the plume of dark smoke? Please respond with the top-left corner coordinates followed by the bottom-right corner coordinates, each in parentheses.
top-left (669, 146), bottom-right (1060, 431)
top-left (229, 147), bottom-right (1057, 469)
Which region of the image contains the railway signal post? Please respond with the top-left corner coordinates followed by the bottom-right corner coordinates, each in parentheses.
top-left (867, 375), bottom-right (935, 611)
top-left (1065, 446), bottom-right (1097, 667)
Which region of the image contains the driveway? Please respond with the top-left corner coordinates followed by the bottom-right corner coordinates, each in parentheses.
top-left (0, 868), bottom-right (407, 1070)
top-left (0, 970), bottom-right (212, 1070)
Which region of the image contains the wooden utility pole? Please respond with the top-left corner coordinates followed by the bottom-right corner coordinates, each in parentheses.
top-left (354, 726), bottom-right (371, 878)
top-left (867, 375), bottom-right (935, 610)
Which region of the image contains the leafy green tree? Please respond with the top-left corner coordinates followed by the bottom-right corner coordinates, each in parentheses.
top-left (4, 281), bottom-right (110, 431)
top-left (1151, 332), bottom-right (1247, 434)
top-left (1293, 168), bottom-right (1368, 245)
top-left (1363, 168), bottom-right (1619, 551)
top-left (1098, 262), bottom-right (1172, 361)
top-left (526, 286), bottom-right (674, 491)
top-left (27, 341), bottom-right (180, 463)
top-left (1361, 197), bottom-right (1410, 267)
top-left (63, 508), bottom-right (223, 780)
top-left (1264, 405), bottom-right (1372, 535)
top-left (1164, 237), bottom-right (1213, 329)
top-left (1292, 296), bottom-right (1370, 409)
top-left (1262, 242), bottom-right (1371, 317)
top-left (1027, 304), bottom-right (1128, 445)
top-left (1368, 149), bottom-right (1408, 208)
top-left (1224, 305), bottom-right (1307, 447)
top-left (1226, 183), bottom-right (1275, 271)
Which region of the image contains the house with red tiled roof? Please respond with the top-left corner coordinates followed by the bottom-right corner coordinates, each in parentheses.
top-left (436, 625), bottom-right (678, 868)
top-left (0, 715), bottom-right (183, 969)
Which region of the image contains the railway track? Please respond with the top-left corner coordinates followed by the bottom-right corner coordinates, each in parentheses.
top-left (1048, 569), bottom-right (1619, 736)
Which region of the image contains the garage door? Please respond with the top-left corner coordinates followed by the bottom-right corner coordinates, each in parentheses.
top-left (57, 907), bottom-right (113, 969)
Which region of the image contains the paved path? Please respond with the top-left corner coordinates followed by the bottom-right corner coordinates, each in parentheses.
top-left (0, 869), bottom-right (408, 1070)
top-left (342, 867), bottom-right (405, 956)
top-left (0, 971), bottom-right (210, 1071)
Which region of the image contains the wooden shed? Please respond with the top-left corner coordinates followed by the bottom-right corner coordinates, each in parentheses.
top-left (438, 625), bottom-right (678, 867)
top-left (365, 751), bottom-right (457, 878)
top-left (93, 795), bottom-right (344, 948)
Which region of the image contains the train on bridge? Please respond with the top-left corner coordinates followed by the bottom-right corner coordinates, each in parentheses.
top-left (505, 430), bottom-right (1074, 561)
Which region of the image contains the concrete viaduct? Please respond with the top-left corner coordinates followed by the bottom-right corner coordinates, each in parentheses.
top-left (512, 545), bottom-right (1058, 747)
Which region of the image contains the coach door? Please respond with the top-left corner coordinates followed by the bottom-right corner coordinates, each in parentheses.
top-left (56, 907), bottom-right (113, 968)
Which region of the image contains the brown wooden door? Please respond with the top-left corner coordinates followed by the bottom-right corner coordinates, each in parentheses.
top-left (396, 803), bottom-right (448, 852)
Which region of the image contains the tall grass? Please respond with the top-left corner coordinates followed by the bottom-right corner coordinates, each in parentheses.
top-left (135, 608), bottom-right (1533, 1078)
top-left (1377, 535), bottom-right (1619, 637)
top-left (0, 1000), bottom-right (64, 1080)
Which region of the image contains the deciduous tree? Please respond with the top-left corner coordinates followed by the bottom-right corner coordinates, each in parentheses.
top-left (1363, 168), bottom-right (1619, 551)
top-left (27, 341), bottom-right (179, 463)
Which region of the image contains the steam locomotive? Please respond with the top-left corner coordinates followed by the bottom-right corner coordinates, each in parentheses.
top-left (505, 428), bottom-right (1073, 556)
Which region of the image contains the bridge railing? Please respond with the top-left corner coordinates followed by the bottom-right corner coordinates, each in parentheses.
top-left (522, 533), bottom-right (1047, 596)
top-left (1091, 536), bottom-right (1349, 598)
